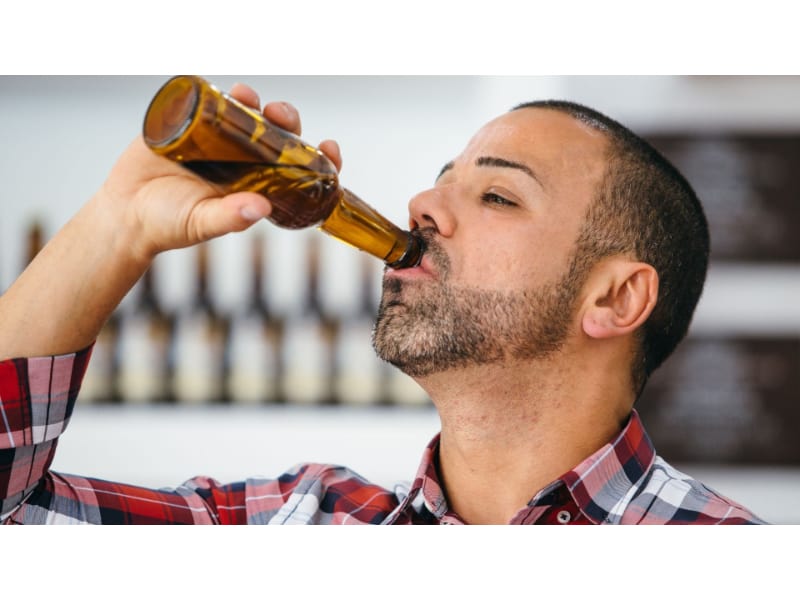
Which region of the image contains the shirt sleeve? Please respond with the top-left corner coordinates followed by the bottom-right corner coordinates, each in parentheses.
top-left (0, 347), bottom-right (402, 525)
top-left (0, 346), bottom-right (93, 520)
top-left (0, 346), bottom-right (234, 524)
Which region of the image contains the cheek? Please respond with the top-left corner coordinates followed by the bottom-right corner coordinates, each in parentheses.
top-left (460, 229), bottom-right (578, 292)
top-left (456, 243), bottom-right (542, 290)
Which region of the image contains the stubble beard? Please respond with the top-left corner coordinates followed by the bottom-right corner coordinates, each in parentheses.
top-left (372, 232), bottom-right (587, 378)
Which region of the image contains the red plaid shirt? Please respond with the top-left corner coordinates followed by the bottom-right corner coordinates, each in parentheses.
top-left (0, 346), bottom-right (766, 524)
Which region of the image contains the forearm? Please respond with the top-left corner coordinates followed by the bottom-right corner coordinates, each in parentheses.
top-left (0, 192), bottom-right (151, 360)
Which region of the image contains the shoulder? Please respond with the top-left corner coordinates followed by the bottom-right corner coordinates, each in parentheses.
top-left (618, 456), bottom-right (768, 524)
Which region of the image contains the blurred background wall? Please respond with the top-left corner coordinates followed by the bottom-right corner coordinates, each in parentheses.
top-left (1, 75), bottom-right (799, 523)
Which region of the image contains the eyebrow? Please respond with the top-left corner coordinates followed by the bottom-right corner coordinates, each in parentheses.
top-left (436, 161), bottom-right (454, 181)
top-left (436, 156), bottom-right (544, 187)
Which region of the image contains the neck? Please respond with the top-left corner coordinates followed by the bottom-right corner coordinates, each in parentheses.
top-left (417, 351), bottom-right (634, 524)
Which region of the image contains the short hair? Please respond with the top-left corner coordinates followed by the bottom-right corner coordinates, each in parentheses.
top-left (513, 100), bottom-right (710, 395)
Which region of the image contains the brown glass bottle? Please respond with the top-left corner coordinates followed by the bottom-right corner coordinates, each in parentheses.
top-left (117, 262), bottom-right (173, 404)
top-left (281, 235), bottom-right (335, 405)
top-left (23, 219), bottom-right (46, 270)
top-left (226, 230), bottom-right (282, 404)
top-left (142, 75), bottom-right (423, 269)
top-left (334, 253), bottom-right (385, 405)
top-left (171, 242), bottom-right (228, 404)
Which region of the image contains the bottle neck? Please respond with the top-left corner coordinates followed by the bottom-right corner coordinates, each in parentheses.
top-left (246, 234), bottom-right (271, 317)
top-left (247, 270), bottom-right (266, 314)
top-left (303, 238), bottom-right (325, 318)
top-left (138, 268), bottom-right (163, 315)
top-left (319, 188), bottom-right (424, 268)
top-left (25, 222), bottom-right (44, 267)
top-left (385, 234), bottom-right (424, 270)
top-left (193, 246), bottom-right (216, 316)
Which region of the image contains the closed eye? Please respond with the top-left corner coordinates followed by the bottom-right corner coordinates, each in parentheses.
top-left (481, 192), bottom-right (517, 207)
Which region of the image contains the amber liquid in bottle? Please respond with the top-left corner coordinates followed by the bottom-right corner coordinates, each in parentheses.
top-left (142, 75), bottom-right (422, 269)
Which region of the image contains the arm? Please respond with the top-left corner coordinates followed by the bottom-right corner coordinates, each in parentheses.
top-left (0, 83), bottom-right (341, 360)
top-left (0, 80), bottom-right (342, 521)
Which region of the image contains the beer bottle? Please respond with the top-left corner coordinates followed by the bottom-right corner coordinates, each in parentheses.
top-left (226, 229), bottom-right (282, 404)
top-left (116, 261), bottom-right (173, 404)
top-left (23, 219), bottom-right (45, 268)
top-left (142, 75), bottom-right (423, 269)
top-left (333, 253), bottom-right (385, 405)
top-left (281, 235), bottom-right (334, 405)
top-left (171, 242), bottom-right (228, 404)
top-left (79, 308), bottom-right (120, 404)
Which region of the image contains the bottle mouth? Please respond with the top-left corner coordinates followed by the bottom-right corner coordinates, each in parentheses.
top-left (143, 75), bottom-right (200, 148)
top-left (386, 234), bottom-right (425, 269)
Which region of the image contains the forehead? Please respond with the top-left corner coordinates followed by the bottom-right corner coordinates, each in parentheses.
top-left (458, 107), bottom-right (609, 190)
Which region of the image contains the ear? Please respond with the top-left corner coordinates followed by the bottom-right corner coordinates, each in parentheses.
top-left (581, 261), bottom-right (659, 340)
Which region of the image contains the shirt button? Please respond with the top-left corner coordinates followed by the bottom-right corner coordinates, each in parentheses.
top-left (556, 510), bottom-right (571, 524)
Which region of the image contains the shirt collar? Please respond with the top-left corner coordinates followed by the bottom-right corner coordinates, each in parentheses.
top-left (558, 409), bottom-right (656, 524)
top-left (407, 409), bottom-right (656, 524)
top-left (406, 435), bottom-right (450, 519)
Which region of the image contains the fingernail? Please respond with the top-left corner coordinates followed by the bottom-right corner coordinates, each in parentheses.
top-left (281, 102), bottom-right (294, 120)
top-left (240, 206), bottom-right (262, 222)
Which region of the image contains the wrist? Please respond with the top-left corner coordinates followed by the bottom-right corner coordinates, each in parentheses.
top-left (95, 135), bottom-right (172, 266)
top-left (90, 181), bottom-right (158, 271)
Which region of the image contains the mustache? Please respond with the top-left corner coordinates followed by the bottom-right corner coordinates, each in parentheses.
top-left (411, 227), bottom-right (450, 278)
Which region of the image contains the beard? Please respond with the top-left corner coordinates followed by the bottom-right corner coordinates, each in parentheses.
top-left (372, 230), bottom-right (588, 378)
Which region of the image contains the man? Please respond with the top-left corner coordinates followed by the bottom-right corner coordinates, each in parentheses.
top-left (0, 81), bottom-right (765, 524)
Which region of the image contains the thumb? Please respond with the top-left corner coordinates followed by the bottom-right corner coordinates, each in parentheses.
top-left (190, 192), bottom-right (273, 241)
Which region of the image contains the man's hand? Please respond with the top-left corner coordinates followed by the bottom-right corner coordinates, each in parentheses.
top-left (98, 82), bottom-right (344, 264)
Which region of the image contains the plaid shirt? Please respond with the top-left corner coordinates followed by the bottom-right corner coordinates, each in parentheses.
top-left (0, 346), bottom-right (766, 524)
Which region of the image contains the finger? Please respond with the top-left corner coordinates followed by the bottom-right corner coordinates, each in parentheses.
top-left (263, 101), bottom-right (302, 136)
top-left (229, 83), bottom-right (261, 110)
top-left (318, 139), bottom-right (342, 172)
top-left (190, 192), bottom-right (273, 241)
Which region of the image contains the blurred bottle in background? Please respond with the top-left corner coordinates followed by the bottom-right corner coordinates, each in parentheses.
top-left (79, 309), bottom-right (120, 404)
top-left (23, 219), bottom-right (45, 268)
top-left (333, 254), bottom-right (385, 406)
top-left (280, 236), bottom-right (335, 405)
top-left (116, 262), bottom-right (173, 404)
top-left (171, 243), bottom-right (229, 404)
top-left (226, 229), bottom-right (282, 405)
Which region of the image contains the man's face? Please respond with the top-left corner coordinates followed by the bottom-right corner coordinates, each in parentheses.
top-left (372, 108), bottom-right (609, 377)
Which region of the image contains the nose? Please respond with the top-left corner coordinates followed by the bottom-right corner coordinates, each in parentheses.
top-left (407, 186), bottom-right (456, 237)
